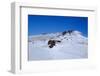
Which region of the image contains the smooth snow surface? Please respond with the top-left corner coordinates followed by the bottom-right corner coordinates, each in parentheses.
top-left (28, 30), bottom-right (88, 60)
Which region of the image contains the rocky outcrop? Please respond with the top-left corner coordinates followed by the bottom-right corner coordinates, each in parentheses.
top-left (48, 40), bottom-right (61, 48)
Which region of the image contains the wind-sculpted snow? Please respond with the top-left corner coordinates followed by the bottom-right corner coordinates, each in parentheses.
top-left (28, 30), bottom-right (88, 60)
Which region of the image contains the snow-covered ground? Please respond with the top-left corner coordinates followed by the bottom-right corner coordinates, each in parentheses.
top-left (28, 30), bottom-right (88, 60)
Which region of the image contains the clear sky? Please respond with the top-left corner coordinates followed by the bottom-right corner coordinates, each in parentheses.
top-left (28, 15), bottom-right (88, 37)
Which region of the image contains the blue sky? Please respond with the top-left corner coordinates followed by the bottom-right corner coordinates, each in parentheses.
top-left (28, 15), bottom-right (88, 37)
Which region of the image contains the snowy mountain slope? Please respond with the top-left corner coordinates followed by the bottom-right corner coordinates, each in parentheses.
top-left (28, 30), bottom-right (88, 60)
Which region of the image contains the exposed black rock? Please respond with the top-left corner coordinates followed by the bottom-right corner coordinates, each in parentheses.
top-left (62, 30), bottom-right (74, 36)
top-left (62, 31), bottom-right (67, 35)
top-left (48, 40), bottom-right (61, 48)
top-left (67, 30), bottom-right (74, 35)
top-left (56, 40), bottom-right (61, 43)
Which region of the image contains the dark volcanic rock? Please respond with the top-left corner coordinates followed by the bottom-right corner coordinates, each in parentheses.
top-left (48, 40), bottom-right (61, 48)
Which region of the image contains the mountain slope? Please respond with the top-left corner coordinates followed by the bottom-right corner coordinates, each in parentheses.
top-left (28, 30), bottom-right (88, 60)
